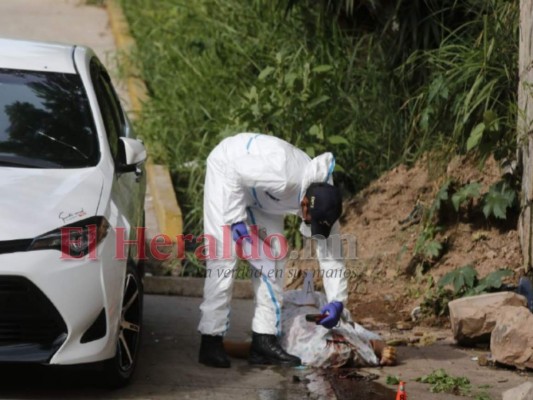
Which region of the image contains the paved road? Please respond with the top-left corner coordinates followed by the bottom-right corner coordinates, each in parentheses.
top-left (0, 2), bottom-right (137, 129)
top-left (0, 0), bottom-right (125, 100)
top-left (0, 295), bottom-right (308, 399)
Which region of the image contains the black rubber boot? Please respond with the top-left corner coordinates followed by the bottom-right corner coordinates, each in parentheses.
top-left (248, 332), bottom-right (301, 366)
top-left (199, 335), bottom-right (231, 368)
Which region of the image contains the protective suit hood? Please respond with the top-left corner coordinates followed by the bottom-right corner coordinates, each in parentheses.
top-left (299, 152), bottom-right (335, 201)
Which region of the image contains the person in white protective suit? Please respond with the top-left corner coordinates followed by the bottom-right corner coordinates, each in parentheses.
top-left (198, 133), bottom-right (347, 368)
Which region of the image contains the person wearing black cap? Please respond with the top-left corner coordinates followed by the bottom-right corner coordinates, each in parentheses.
top-left (198, 133), bottom-right (348, 368)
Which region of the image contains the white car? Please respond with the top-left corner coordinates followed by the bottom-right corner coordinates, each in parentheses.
top-left (0, 38), bottom-right (147, 387)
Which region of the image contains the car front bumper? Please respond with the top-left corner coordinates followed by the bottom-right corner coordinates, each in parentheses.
top-left (0, 233), bottom-right (125, 365)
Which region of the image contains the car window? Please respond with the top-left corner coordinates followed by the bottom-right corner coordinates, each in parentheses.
top-left (0, 68), bottom-right (99, 168)
top-left (90, 60), bottom-right (125, 162)
top-left (101, 70), bottom-right (126, 138)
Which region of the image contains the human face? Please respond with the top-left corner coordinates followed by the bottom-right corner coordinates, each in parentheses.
top-left (301, 196), bottom-right (311, 224)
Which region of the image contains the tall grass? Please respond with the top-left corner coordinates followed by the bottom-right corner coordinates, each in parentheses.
top-left (122, 0), bottom-right (518, 268)
top-left (399, 0), bottom-right (519, 163)
top-left (122, 0), bottom-right (405, 237)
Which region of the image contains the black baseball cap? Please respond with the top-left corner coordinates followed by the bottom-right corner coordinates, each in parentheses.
top-left (305, 182), bottom-right (342, 238)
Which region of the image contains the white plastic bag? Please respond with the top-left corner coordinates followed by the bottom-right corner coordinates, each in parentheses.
top-left (280, 273), bottom-right (381, 368)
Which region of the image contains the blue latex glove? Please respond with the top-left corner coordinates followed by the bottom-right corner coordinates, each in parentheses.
top-left (231, 222), bottom-right (251, 243)
top-left (319, 301), bottom-right (343, 329)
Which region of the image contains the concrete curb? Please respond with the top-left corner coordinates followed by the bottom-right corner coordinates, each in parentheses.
top-left (107, 0), bottom-right (183, 240)
top-left (143, 276), bottom-right (254, 299)
top-left (106, 0), bottom-right (147, 116)
top-left (146, 164), bottom-right (183, 240)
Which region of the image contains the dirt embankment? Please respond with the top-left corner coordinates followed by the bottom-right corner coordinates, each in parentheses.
top-left (286, 155), bottom-right (522, 328)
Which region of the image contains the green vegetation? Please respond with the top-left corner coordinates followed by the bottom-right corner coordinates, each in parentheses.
top-left (452, 182), bottom-right (482, 212)
top-left (421, 264), bottom-right (512, 317)
top-left (483, 181), bottom-right (517, 220)
top-left (121, 0), bottom-right (519, 269)
top-left (439, 265), bottom-right (512, 296)
top-left (385, 375), bottom-right (400, 385)
top-left (432, 177), bottom-right (518, 222)
top-left (409, 174), bottom-right (519, 276)
top-left (416, 369), bottom-right (492, 398)
top-left (416, 369), bottom-right (471, 395)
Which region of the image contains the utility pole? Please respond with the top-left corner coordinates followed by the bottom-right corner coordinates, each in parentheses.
top-left (519, 1), bottom-right (533, 271)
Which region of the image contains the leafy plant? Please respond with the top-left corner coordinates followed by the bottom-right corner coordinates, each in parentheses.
top-left (431, 180), bottom-right (451, 215)
top-left (476, 269), bottom-right (514, 293)
top-left (420, 285), bottom-right (454, 317)
top-left (451, 182), bottom-right (481, 212)
top-left (438, 264), bottom-right (512, 297)
top-left (438, 264), bottom-right (477, 295)
top-left (466, 110), bottom-right (504, 164)
top-left (426, 177), bottom-right (517, 227)
top-left (230, 52), bottom-right (351, 171)
top-left (482, 180), bottom-right (517, 220)
top-left (422, 179), bottom-right (452, 225)
top-left (416, 369), bottom-right (492, 398)
top-left (410, 181), bottom-right (451, 271)
top-left (385, 375), bottom-right (400, 385)
top-left (421, 265), bottom-right (512, 317)
top-left (414, 224), bottom-right (442, 261)
top-left (416, 369), bottom-right (471, 395)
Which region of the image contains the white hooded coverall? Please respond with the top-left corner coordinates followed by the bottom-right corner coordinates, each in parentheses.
top-left (198, 133), bottom-right (348, 336)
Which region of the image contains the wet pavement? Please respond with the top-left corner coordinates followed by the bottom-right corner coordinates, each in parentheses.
top-left (327, 370), bottom-right (396, 400)
top-left (0, 295), bottom-right (309, 399)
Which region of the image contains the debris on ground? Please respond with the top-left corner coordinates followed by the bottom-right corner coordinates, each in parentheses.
top-left (415, 369), bottom-right (471, 396)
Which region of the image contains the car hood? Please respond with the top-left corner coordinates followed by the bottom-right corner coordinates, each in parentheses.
top-left (0, 167), bottom-right (104, 240)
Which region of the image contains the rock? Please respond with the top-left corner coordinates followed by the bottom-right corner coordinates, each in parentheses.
top-left (477, 354), bottom-right (490, 367)
top-left (448, 292), bottom-right (527, 345)
top-left (395, 321), bottom-right (413, 330)
top-left (419, 333), bottom-right (436, 346)
top-left (491, 306), bottom-right (533, 370)
top-left (502, 382), bottom-right (533, 400)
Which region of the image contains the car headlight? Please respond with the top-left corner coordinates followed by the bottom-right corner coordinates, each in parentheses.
top-left (29, 216), bottom-right (110, 258)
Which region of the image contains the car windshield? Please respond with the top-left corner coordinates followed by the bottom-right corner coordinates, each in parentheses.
top-left (0, 68), bottom-right (99, 168)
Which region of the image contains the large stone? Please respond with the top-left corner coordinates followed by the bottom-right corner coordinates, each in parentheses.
top-left (448, 292), bottom-right (526, 345)
top-left (502, 381), bottom-right (533, 400)
top-left (491, 306), bottom-right (533, 370)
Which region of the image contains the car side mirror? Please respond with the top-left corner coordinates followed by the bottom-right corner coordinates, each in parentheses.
top-left (118, 137), bottom-right (147, 172)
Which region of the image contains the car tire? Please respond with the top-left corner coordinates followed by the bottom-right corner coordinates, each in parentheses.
top-left (103, 262), bottom-right (143, 388)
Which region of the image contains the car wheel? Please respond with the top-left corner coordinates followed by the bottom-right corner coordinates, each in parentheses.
top-left (104, 263), bottom-right (143, 388)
